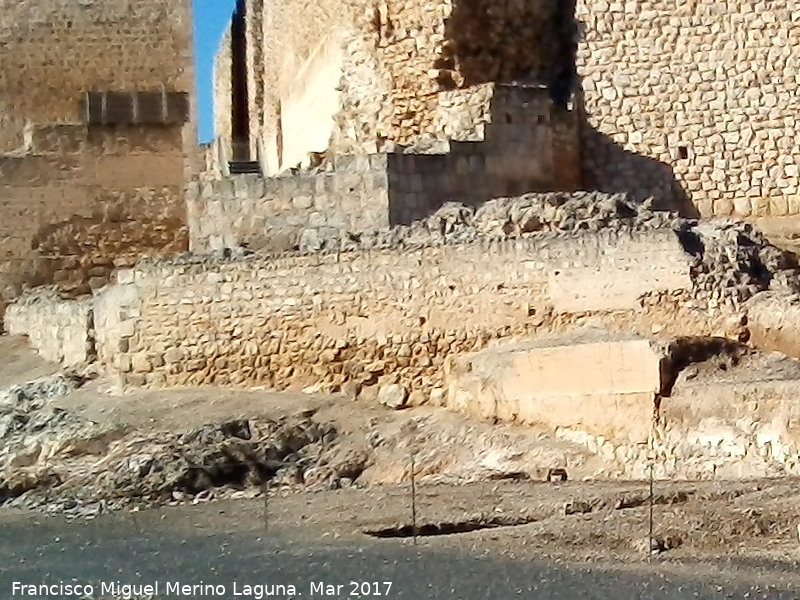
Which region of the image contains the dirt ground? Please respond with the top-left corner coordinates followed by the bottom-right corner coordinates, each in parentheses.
top-left (0, 335), bottom-right (60, 389)
top-left (211, 477), bottom-right (800, 578)
top-left (3, 334), bottom-right (800, 579)
top-left (5, 475), bottom-right (800, 593)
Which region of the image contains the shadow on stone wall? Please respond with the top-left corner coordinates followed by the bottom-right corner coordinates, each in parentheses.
top-left (442, 0), bottom-right (576, 95)
top-left (387, 84), bottom-right (577, 226)
top-left (576, 115), bottom-right (698, 219)
top-left (386, 83), bottom-right (699, 225)
top-left (437, 0), bottom-right (698, 220)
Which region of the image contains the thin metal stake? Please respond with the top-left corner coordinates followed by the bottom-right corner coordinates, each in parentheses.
top-left (411, 452), bottom-right (418, 546)
top-left (263, 481), bottom-right (269, 531)
top-left (648, 459), bottom-right (654, 561)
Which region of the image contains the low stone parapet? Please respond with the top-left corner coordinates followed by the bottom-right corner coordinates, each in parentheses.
top-left (93, 228), bottom-right (693, 392)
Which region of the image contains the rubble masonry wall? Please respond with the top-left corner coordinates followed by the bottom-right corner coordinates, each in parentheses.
top-left (5, 294), bottom-right (93, 367)
top-left (237, 0), bottom-right (570, 171)
top-left (191, 87), bottom-right (581, 252)
top-left (577, 0), bottom-right (800, 218)
top-left (94, 229), bottom-right (690, 392)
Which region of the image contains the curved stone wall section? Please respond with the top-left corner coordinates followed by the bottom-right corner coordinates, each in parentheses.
top-left (214, 26), bottom-right (234, 169)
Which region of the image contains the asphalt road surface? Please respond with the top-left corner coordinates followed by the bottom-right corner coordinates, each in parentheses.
top-left (1, 505), bottom-right (798, 600)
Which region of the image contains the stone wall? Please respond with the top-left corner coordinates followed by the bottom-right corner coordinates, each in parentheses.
top-left (4, 291), bottom-right (93, 367)
top-left (332, 0), bottom-right (575, 153)
top-left (0, 126), bottom-right (189, 299)
top-left (230, 0), bottom-right (575, 172)
top-left (187, 155), bottom-right (391, 254)
top-left (213, 0), bottom-right (800, 218)
top-left (191, 85), bottom-right (581, 249)
top-left (389, 85), bottom-right (581, 223)
top-left (214, 25), bottom-right (234, 170)
top-left (245, 0), bottom-right (266, 164)
top-left (94, 228), bottom-right (692, 391)
top-left (0, 0), bottom-right (195, 314)
top-left (576, 0), bottom-right (800, 218)
top-left (0, 0), bottom-right (194, 148)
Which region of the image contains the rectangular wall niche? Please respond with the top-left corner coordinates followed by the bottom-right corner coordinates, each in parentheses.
top-left (80, 91), bottom-right (190, 126)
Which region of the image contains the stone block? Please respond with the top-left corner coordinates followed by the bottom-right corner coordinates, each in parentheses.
top-left (732, 197), bottom-right (752, 217)
top-left (378, 383), bottom-right (408, 409)
top-left (444, 332), bottom-right (662, 443)
top-left (747, 293), bottom-right (800, 360)
top-left (547, 230), bottom-right (691, 312)
top-left (131, 352), bottom-right (152, 373)
top-left (770, 197), bottom-right (789, 217)
top-left (116, 270), bottom-right (135, 285)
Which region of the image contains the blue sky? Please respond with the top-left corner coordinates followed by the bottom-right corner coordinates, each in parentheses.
top-left (194, 0), bottom-right (236, 143)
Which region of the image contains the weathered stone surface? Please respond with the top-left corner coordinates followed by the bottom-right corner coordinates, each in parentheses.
top-left (378, 384), bottom-right (408, 410)
top-left (576, 0), bottom-right (800, 218)
top-left (0, 0), bottom-right (194, 310)
top-left (747, 292), bottom-right (800, 360)
top-left (547, 230), bottom-right (691, 312)
top-left (223, 0), bottom-right (574, 172)
top-left (4, 289), bottom-right (93, 366)
top-left (93, 225), bottom-right (695, 393)
top-left (444, 331), bottom-right (663, 443)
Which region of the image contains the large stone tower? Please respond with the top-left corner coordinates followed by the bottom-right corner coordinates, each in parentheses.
top-left (0, 0), bottom-right (196, 315)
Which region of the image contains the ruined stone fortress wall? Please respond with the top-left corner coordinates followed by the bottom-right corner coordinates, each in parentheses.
top-left (212, 0), bottom-right (800, 226)
top-left (93, 228), bottom-right (691, 392)
top-left (189, 156), bottom-right (391, 254)
top-left (232, 0), bottom-right (575, 175)
top-left (191, 87), bottom-right (581, 253)
top-left (5, 292), bottom-right (93, 367)
top-left (576, 0), bottom-right (800, 218)
top-left (0, 0), bottom-right (195, 310)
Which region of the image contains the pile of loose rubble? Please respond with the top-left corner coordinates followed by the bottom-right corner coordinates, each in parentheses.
top-left (304, 191), bottom-right (679, 252)
top-left (330, 195), bottom-right (800, 308)
top-left (0, 374), bottom-right (366, 516)
top-left (686, 221), bottom-right (800, 305)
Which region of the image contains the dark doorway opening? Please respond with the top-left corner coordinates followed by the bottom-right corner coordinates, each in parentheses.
top-left (230, 0), bottom-right (250, 162)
